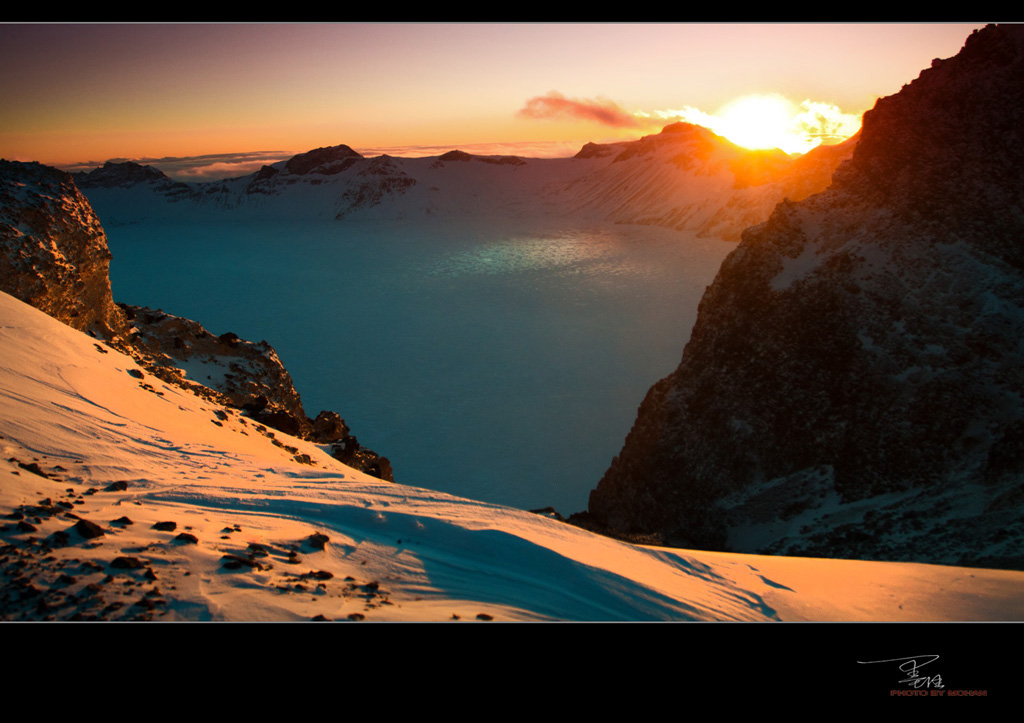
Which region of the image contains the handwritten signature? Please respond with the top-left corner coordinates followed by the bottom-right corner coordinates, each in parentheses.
top-left (858, 655), bottom-right (945, 689)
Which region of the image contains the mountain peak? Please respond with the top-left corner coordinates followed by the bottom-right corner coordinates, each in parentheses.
top-left (73, 161), bottom-right (180, 189)
top-left (283, 144), bottom-right (363, 176)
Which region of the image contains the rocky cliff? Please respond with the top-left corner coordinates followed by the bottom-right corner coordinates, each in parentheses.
top-left (0, 161), bottom-right (129, 339)
top-left (586, 24), bottom-right (1024, 569)
top-left (1, 160), bottom-right (393, 481)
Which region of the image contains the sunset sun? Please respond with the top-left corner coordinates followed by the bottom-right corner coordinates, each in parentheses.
top-left (716, 94), bottom-right (802, 152)
top-left (696, 93), bottom-right (861, 155)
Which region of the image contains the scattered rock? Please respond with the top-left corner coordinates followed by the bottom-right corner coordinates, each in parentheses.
top-left (306, 533), bottom-right (329, 551)
top-left (17, 461), bottom-right (49, 478)
top-left (73, 519), bottom-right (105, 539)
top-left (220, 554), bottom-right (261, 570)
top-left (111, 556), bottom-right (146, 569)
top-left (151, 521), bottom-right (176, 531)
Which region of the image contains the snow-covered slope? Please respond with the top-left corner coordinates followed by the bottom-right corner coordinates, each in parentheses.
top-left (74, 125), bottom-right (854, 242)
top-left (2, 289), bottom-right (1022, 621)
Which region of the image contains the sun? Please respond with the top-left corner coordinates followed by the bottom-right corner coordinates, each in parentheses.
top-left (714, 94), bottom-right (812, 154)
top-left (665, 94), bottom-right (862, 156)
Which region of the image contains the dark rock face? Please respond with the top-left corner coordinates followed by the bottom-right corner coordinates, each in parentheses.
top-left (0, 161), bottom-right (128, 339)
top-left (588, 24), bottom-right (1024, 569)
top-left (283, 144), bottom-right (363, 176)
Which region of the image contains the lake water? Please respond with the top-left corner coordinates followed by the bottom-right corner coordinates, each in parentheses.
top-left (104, 217), bottom-right (733, 514)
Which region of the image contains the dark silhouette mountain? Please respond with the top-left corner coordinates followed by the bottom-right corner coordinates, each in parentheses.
top-left (585, 24), bottom-right (1024, 570)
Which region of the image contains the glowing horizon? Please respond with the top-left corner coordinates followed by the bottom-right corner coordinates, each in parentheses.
top-left (0, 23), bottom-right (986, 172)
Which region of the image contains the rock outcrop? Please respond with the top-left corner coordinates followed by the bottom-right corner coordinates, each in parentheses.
top-left (586, 24), bottom-right (1024, 569)
top-left (0, 159), bottom-right (393, 481)
top-left (1, 161), bottom-right (128, 339)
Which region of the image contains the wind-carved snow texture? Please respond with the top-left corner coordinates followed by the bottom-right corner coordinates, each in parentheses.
top-left (588, 24), bottom-right (1024, 570)
top-left (2, 288), bottom-right (1024, 621)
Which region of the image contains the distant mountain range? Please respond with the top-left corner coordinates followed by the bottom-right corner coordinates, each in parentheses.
top-left (72, 122), bottom-right (856, 242)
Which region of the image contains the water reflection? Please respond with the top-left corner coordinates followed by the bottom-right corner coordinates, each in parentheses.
top-left (426, 230), bottom-right (617, 278)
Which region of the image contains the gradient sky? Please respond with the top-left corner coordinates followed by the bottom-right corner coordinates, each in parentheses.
top-left (0, 23), bottom-right (989, 177)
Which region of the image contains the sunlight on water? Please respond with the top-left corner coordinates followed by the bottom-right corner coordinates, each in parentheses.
top-left (105, 218), bottom-right (733, 514)
top-left (426, 229), bottom-right (623, 279)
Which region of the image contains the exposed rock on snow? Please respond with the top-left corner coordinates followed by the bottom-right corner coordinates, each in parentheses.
top-left (281, 144), bottom-right (363, 176)
top-left (587, 24), bottom-right (1024, 570)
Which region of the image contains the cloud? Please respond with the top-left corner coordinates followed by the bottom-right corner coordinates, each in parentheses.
top-left (792, 101), bottom-right (862, 143)
top-left (63, 151), bottom-right (297, 182)
top-left (518, 91), bottom-right (642, 128)
top-left (358, 140), bottom-right (586, 160)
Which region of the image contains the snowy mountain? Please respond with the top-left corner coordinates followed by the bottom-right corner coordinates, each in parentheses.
top-left (587, 24), bottom-right (1024, 571)
top-left (72, 123), bottom-right (854, 242)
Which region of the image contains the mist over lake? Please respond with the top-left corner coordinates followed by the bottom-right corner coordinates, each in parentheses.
top-left (104, 217), bottom-right (731, 514)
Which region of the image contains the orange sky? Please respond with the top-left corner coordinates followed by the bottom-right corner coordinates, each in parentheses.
top-left (0, 23), bottom-right (987, 173)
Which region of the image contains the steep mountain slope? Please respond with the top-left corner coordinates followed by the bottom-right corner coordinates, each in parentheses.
top-left (3, 288), bottom-right (1023, 621)
top-left (587, 24), bottom-right (1024, 570)
top-left (73, 125), bottom-right (854, 242)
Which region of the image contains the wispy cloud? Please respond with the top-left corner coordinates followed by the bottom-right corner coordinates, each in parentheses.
top-left (517, 91), bottom-right (642, 128)
top-left (62, 151), bottom-right (296, 182)
top-left (357, 140), bottom-right (589, 160)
